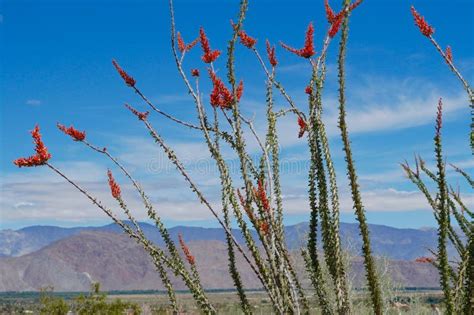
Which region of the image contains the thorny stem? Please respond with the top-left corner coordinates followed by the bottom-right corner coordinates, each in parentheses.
top-left (45, 162), bottom-right (214, 313)
top-left (132, 86), bottom-right (237, 148)
top-left (337, 1), bottom-right (383, 313)
top-left (168, 1), bottom-right (287, 310)
top-left (433, 105), bottom-right (455, 314)
top-left (226, 0), bottom-right (299, 312)
top-left (428, 36), bottom-right (474, 152)
top-left (253, 48), bottom-right (305, 120)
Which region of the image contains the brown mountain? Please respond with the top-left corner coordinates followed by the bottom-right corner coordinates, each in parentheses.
top-left (0, 231), bottom-right (439, 292)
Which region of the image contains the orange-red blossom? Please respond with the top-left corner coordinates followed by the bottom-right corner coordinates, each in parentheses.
top-left (281, 22), bottom-right (315, 58)
top-left (13, 125), bottom-right (52, 167)
top-left (57, 123), bottom-right (86, 141)
top-left (112, 59), bottom-right (136, 87)
top-left (298, 116), bottom-right (307, 138)
top-left (199, 28), bottom-right (221, 63)
top-left (178, 234), bottom-right (195, 265)
top-left (411, 6), bottom-right (434, 37)
top-left (208, 70), bottom-right (243, 109)
top-left (177, 31), bottom-right (199, 53)
top-left (107, 170), bottom-right (122, 199)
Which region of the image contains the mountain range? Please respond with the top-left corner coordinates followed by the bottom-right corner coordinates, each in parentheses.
top-left (0, 222), bottom-right (443, 291)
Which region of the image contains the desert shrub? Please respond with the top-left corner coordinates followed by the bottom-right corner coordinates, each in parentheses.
top-left (38, 287), bottom-right (69, 315)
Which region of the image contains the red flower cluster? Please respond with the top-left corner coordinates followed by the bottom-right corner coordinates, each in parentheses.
top-left (325, 0), bottom-right (362, 38)
top-left (14, 125), bottom-right (52, 167)
top-left (107, 170), bottom-right (121, 199)
top-left (125, 104), bottom-right (149, 121)
top-left (266, 40), bottom-right (278, 67)
top-left (435, 98), bottom-right (443, 137)
top-left (57, 123), bottom-right (86, 141)
top-left (199, 28), bottom-right (221, 63)
top-left (328, 15), bottom-right (344, 38)
top-left (238, 30), bottom-right (257, 49)
top-left (191, 69), bottom-right (200, 77)
top-left (415, 256), bottom-right (435, 263)
top-left (325, 0), bottom-right (337, 24)
top-left (177, 32), bottom-right (199, 53)
top-left (305, 85), bottom-right (312, 95)
top-left (298, 116), bottom-right (307, 138)
top-left (254, 180), bottom-right (270, 212)
top-left (112, 59), bottom-right (136, 87)
top-left (178, 234), bottom-right (195, 265)
top-left (259, 220), bottom-right (269, 236)
top-left (281, 22), bottom-right (315, 58)
top-left (411, 6), bottom-right (434, 37)
top-left (445, 46), bottom-right (453, 63)
top-left (209, 70), bottom-right (243, 109)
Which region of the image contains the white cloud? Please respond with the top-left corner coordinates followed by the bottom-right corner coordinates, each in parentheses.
top-left (237, 76), bottom-right (469, 150)
top-left (25, 99), bottom-right (41, 106)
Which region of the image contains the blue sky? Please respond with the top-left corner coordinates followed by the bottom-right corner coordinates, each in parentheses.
top-left (0, 0), bottom-right (473, 230)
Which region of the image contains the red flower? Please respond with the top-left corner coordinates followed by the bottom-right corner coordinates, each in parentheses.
top-left (57, 123), bottom-right (86, 141)
top-left (325, 0), bottom-right (362, 38)
top-left (125, 104), bottom-right (149, 121)
top-left (236, 80), bottom-right (244, 100)
top-left (177, 31), bottom-right (199, 53)
top-left (256, 179), bottom-right (270, 212)
top-left (112, 59), bottom-right (136, 87)
top-left (238, 30), bottom-right (257, 49)
top-left (107, 170), bottom-right (121, 199)
top-left (305, 85), bottom-right (312, 95)
top-left (298, 116), bottom-right (307, 138)
top-left (259, 220), bottom-right (269, 236)
top-left (415, 256), bottom-right (435, 263)
top-left (445, 46), bottom-right (453, 63)
top-left (199, 28), bottom-right (221, 63)
top-left (411, 6), bottom-right (434, 37)
top-left (178, 234), bottom-right (195, 265)
top-left (191, 69), bottom-right (200, 77)
top-left (208, 70), bottom-right (243, 109)
top-left (349, 0), bottom-right (363, 11)
top-left (13, 125), bottom-right (52, 167)
top-left (266, 40), bottom-right (278, 67)
top-left (281, 22), bottom-right (315, 58)
top-left (328, 14), bottom-right (344, 38)
top-left (177, 32), bottom-right (186, 52)
top-left (325, 0), bottom-right (337, 23)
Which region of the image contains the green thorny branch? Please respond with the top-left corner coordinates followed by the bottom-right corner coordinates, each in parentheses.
top-left (306, 62), bottom-right (350, 314)
top-left (433, 100), bottom-right (455, 314)
top-left (402, 100), bottom-right (473, 314)
top-left (337, 1), bottom-right (383, 314)
top-left (45, 162), bottom-right (215, 313)
top-left (168, 1), bottom-right (303, 312)
top-left (214, 106), bottom-right (252, 314)
top-left (412, 6), bottom-right (474, 152)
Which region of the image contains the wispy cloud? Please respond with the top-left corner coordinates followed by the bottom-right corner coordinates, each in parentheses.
top-left (25, 99), bottom-right (41, 106)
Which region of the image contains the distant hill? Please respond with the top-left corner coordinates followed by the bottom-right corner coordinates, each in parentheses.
top-left (0, 231), bottom-right (439, 292)
top-left (0, 221), bottom-right (453, 260)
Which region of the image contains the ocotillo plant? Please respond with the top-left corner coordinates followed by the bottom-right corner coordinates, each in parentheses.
top-left (402, 6), bottom-right (474, 315)
top-left (410, 6), bottom-right (474, 152)
top-left (15, 0), bottom-right (448, 314)
top-left (402, 102), bottom-right (474, 315)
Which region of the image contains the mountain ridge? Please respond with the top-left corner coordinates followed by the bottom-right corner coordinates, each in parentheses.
top-left (0, 221), bottom-right (449, 260)
top-left (0, 230), bottom-right (440, 292)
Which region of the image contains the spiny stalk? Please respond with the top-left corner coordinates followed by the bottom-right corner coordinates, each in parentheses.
top-left (337, 1), bottom-right (383, 313)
